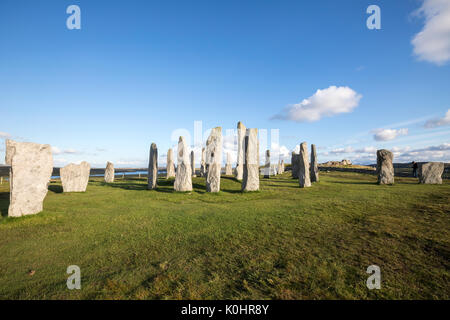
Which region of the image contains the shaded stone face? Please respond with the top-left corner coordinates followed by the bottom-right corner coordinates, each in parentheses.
top-left (376, 149), bottom-right (394, 185)
top-left (310, 144), bottom-right (319, 183)
top-left (174, 136), bottom-right (192, 192)
top-left (191, 150), bottom-right (196, 177)
top-left (61, 161), bottom-right (91, 193)
top-left (200, 147), bottom-right (207, 177)
top-left (291, 152), bottom-right (300, 179)
top-left (105, 161), bottom-right (115, 183)
top-left (242, 128), bottom-right (259, 191)
top-left (235, 121), bottom-right (246, 180)
top-left (5, 140), bottom-right (53, 217)
top-left (299, 142), bottom-right (311, 188)
top-left (148, 143), bottom-right (158, 189)
top-left (418, 162), bottom-right (444, 184)
top-left (225, 152), bottom-right (233, 175)
top-left (206, 127), bottom-right (222, 192)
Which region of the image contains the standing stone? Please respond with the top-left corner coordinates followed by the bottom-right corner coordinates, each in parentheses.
top-left (299, 142), bottom-right (311, 188)
top-left (291, 152), bottom-right (300, 179)
top-left (166, 148), bottom-right (176, 179)
top-left (277, 159), bottom-right (282, 175)
top-left (200, 147), bottom-right (207, 177)
top-left (174, 136), bottom-right (192, 191)
top-left (191, 150), bottom-right (196, 177)
top-left (148, 143), bottom-right (158, 189)
top-left (242, 128), bottom-right (259, 191)
top-left (5, 140), bottom-right (53, 217)
top-left (310, 144), bottom-right (319, 183)
top-left (60, 161), bottom-right (91, 192)
top-left (104, 161), bottom-right (115, 183)
top-left (206, 127), bottom-right (222, 192)
top-left (263, 150), bottom-right (271, 178)
top-left (418, 162), bottom-right (444, 184)
top-left (225, 152), bottom-right (233, 175)
top-left (376, 149), bottom-right (394, 185)
top-left (235, 121), bottom-right (246, 180)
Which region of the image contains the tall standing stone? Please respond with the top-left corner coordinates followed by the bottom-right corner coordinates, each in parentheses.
top-left (291, 151), bottom-right (299, 179)
top-left (263, 150), bottom-right (271, 178)
top-left (200, 147), bottom-right (206, 177)
top-left (148, 143), bottom-right (158, 189)
top-left (418, 162), bottom-right (444, 184)
top-left (190, 150), bottom-right (196, 177)
top-left (280, 160), bottom-right (285, 174)
top-left (174, 136), bottom-right (192, 191)
top-left (225, 152), bottom-right (233, 175)
top-left (310, 144), bottom-right (319, 182)
top-left (299, 142), bottom-right (311, 188)
top-left (5, 140), bottom-right (53, 217)
top-left (60, 161), bottom-right (91, 192)
top-left (277, 159), bottom-right (282, 176)
top-left (235, 121), bottom-right (246, 180)
top-left (242, 128), bottom-right (259, 191)
top-left (105, 161), bottom-right (115, 183)
top-left (376, 149), bottom-right (394, 185)
top-left (206, 127), bottom-right (222, 192)
top-left (166, 148), bottom-right (176, 179)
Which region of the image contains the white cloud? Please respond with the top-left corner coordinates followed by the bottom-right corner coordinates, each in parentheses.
top-left (272, 86), bottom-right (362, 122)
top-left (424, 109), bottom-right (450, 128)
top-left (373, 128), bottom-right (409, 141)
top-left (52, 146), bottom-right (81, 155)
top-left (0, 132), bottom-right (11, 139)
top-left (411, 0), bottom-right (450, 65)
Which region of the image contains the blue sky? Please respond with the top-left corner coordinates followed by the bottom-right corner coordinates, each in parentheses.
top-left (1, 0), bottom-right (449, 167)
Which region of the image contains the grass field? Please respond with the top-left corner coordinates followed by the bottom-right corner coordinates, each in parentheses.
top-left (0, 171), bottom-right (449, 300)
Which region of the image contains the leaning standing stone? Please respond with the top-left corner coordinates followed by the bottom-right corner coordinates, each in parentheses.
top-left (60, 161), bottom-right (91, 192)
top-left (310, 144), bottom-right (319, 182)
top-left (376, 149), bottom-right (394, 184)
top-left (418, 162), bottom-right (444, 184)
top-left (299, 142), bottom-right (311, 188)
top-left (5, 140), bottom-right (53, 217)
top-left (166, 148), bottom-right (176, 178)
top-left (105, 161), bottom-right (115, 183)
top-left (291, 151), bottom-right (299, 179)
top-left (206, 127), bottom-right (222, 192)
top-left (225, 152), bottom-right (233, 175)
top-left (242, 128), bottom-right (259, 191)
top-left (148, 143), bottom-right (158, 189)
top-left (235, 121), bottom-right (246, 180)
top-left (174, 136), bottom-right (192, 191)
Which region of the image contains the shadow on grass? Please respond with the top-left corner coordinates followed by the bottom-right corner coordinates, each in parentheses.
top-left (0, 192), bottom-right (9, 217)
top-left (48, 185), bottom-right (63, 193)
top-left (328, 180), bottom-right (376, 185)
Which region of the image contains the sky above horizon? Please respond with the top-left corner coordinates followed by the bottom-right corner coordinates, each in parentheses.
top-left (1, 0), bottom-right (450, 167)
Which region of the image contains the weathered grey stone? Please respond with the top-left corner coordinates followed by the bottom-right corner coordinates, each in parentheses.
top-left (225, 152), bottom-right (233, 175)
top-left (104, 161), bottom-right (115, 183)
top-left (242, 128), bottom-right (259, 191)
top-left (277, 159), bottom-right (282, 175)
top-left (418, 162), bottom-right (444, 184)
top-left (310, 144), bottom-right (319, 183)
top-left (148, 143), bottom-right (158, 189)
top-left (61, 161), bottom-right (91, 192)
top-left (5, 140), bottom-right (53, 217)
top-left (263, 150), bottom-right (271, 178)
top-left (377, 149), bottom-right (394, 185)
top-left (166, 148), bottom-right (175, 178)
top-left (280, 160), bottom-right (285, 174)
top-left (299, 142), bottom-right (311, 188)
top-left (191, 150), bottom-right (196, 177)
top-left (206, 127), bottom-right (222, 192)
top-left (291, 152), bottom-right (299, 179)
top-left (200, 147), bottom-right (207, 177)
top-left (235, 121), bottom-right (246, 180)
top-left (174, 136), bottom-right (192, 191)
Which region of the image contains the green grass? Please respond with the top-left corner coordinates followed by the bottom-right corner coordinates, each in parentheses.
top-left (0, 172), bottom-right (449, 300)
